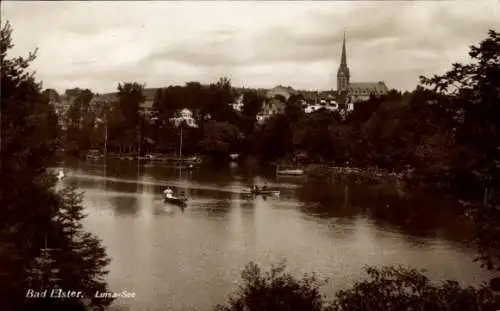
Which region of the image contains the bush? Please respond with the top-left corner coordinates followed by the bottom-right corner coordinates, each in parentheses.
top-left (216, 262), bottom-right (500, 311)
top-left (214, 260), bottom-right (329, 311)
top-left (332, 266), bottom-right (499, 311)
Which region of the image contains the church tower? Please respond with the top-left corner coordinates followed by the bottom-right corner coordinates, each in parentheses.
top-left (337, 32), bottom-right (350, 93)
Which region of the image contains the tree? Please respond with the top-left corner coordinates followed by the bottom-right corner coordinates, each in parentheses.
top-left (390, 87), bottom-right (455, 179)
top-left (154, 87), bottom-right (180, 120)
top-left (240, 90), bottom-right (265, 135)
top-left (66, 89), bottom-right (93, 127)
top-left (360, 95), bottom-right (409, 170)
top-left (331, 266), bottom-right (499, 311)
top-left (113, 82), bottom-right (146, 153)
top-left (153, 88), bottom-right (165, 116)
top-left (117, 81), bottom-right (145, 127)
top-left (0, 21), bottom-right (112, 310)
top-left (293, 111), bottom-right (339, 161)
top-left (184, 81), bottom-right (205, 111)
top-left (205, 77), bottom-right (235, 122)
top-left (285, 94), bottom-right (305, 124)
top-left (200, 121), bottom-right (242, 161)
top-left (420, 29), bottom-right (500, 272)
top-left (256, 115), bottom-right (294, 162)
top-left (42, 88), bottom-right (61, 102)
top-left (242, 90), bottom-right (265, 120)
top-left (274, 94), bottom-right (287, 103)
top-left (215, 260), bottom-right (329, 311)
top-left (329, 124), bottom-right (364, 166)
top-left (0, 21), bottom-right (58, 177)
top-left (65, 89), bottom-right (95, 152)
top-left (346, 96), bottom-right (383, 125)
top-left (217, 261), bottom-right (499, 311)
top-left (64, 87), bottom-right (83, 98)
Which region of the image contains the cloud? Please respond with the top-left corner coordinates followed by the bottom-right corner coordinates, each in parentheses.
top-left (2, 1), bottom-right (499, 93)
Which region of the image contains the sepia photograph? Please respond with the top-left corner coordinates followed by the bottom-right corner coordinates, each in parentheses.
top-left (1, 0), bottom-right (499, 310)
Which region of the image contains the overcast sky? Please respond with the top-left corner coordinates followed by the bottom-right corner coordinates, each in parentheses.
top-left (2, 1), bottom-right (499, 93)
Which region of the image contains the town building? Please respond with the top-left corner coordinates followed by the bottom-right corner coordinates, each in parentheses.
top-left (337, 32), bottom-right (389, 104)
top-left (348, 82), bottom-right (389, 103)
top-left (169, 108), bottom-right (197, 128)
top-left (256, 98), bottom-right (286, 124)
top-left (50, 96), bottom-right (73, 130)
top-left (139, 99), bottom-right (155, 120)
top-left (138, 88), bottom-right (159, 122)
top-left (305, 98), bottom-right (339, 114)
top-left (230, 93), bottom-right (244, 112)
top-left (89, 93), bottom-right (114, 114)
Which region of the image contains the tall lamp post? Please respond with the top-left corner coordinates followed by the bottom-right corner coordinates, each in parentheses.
top-left (138, 122), bottom-right (141, 159)
top-left (104, 113), bottom-right (108, 157)
top-left (95, 114), bottom-right (108, 157)
top-left (179, 124), bottom-right (183, 161)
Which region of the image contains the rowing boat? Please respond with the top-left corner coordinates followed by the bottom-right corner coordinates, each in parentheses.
top-left (164, 196), bottom-right (188, 207)
top-left (247, 188), bottom-right (280, 196)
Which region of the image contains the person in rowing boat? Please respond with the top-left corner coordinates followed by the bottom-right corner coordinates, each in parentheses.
top-left (163, 187), bottom-right (174, 199)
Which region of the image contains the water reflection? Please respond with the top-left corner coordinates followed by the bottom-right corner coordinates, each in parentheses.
top-left (191, 198), bottom-right (232, 217)
top-left (109, 195), bottom-right (140, 216)
top-left (57, 159), bottom-right (492, 311)
top-left (296, 180), bottom-right (471, 244)
top-left (65, 160), bottom-right (475, 246)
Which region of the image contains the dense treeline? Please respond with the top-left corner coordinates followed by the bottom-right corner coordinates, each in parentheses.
top-left (59, 77), bottom-right (252, 158)
top-left (1, 21), bottom-right (112, 310)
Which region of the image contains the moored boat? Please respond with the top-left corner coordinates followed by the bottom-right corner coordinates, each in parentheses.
top-left (251, 190), bottom-right (280, 196)
top-left (247, 186), bottom-right (280, 196)
top-left (276, 169), bottom-right (304, 176)
top-left (86, 149), bottom-right (104, 160)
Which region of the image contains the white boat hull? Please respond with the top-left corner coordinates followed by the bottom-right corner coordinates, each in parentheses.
top-left (277, 169), bottom-right (304, 176)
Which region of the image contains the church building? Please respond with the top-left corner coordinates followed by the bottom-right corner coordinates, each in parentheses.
top-left (337, 33), bottom-right (388, 103)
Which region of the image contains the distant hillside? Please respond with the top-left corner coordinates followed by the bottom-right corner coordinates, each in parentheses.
top-left (232, 87), bottom-right (268, 97)
top-left (96, 86), bottom-right (270, 101)
top-left (96, 88), bottom-right (160, 101)
top-left (93, 85), bottom-right (334, 102)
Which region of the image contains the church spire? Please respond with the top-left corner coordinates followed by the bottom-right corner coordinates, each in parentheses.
top-left (337, 30), bottom-right (350, 93)
top-left (340, 31), bottom-right (347, 67)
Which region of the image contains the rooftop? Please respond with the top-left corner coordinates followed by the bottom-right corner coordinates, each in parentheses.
top-left (349, 81), bottom-right (388, 93)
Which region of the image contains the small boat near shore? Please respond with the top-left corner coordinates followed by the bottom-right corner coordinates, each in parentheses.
top-left (174, 163), bottom-right (197, 170)
top-left (246, 187), bottom-right (280, 196)
top-left (252, 190), bottom-right (280, 196)
top-left (276, 165), bottom-right (305, 176)
top-left (163, 196), bottom-right (188, 207)
top-left (276, 169), bottom-right (304, 176)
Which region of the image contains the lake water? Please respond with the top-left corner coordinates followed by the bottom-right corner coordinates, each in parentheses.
top-left (55, 160), bottom-right (491, 311)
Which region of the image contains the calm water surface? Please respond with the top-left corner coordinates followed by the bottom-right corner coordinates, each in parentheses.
top-left (55, 160), bottom-right (491, 311)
